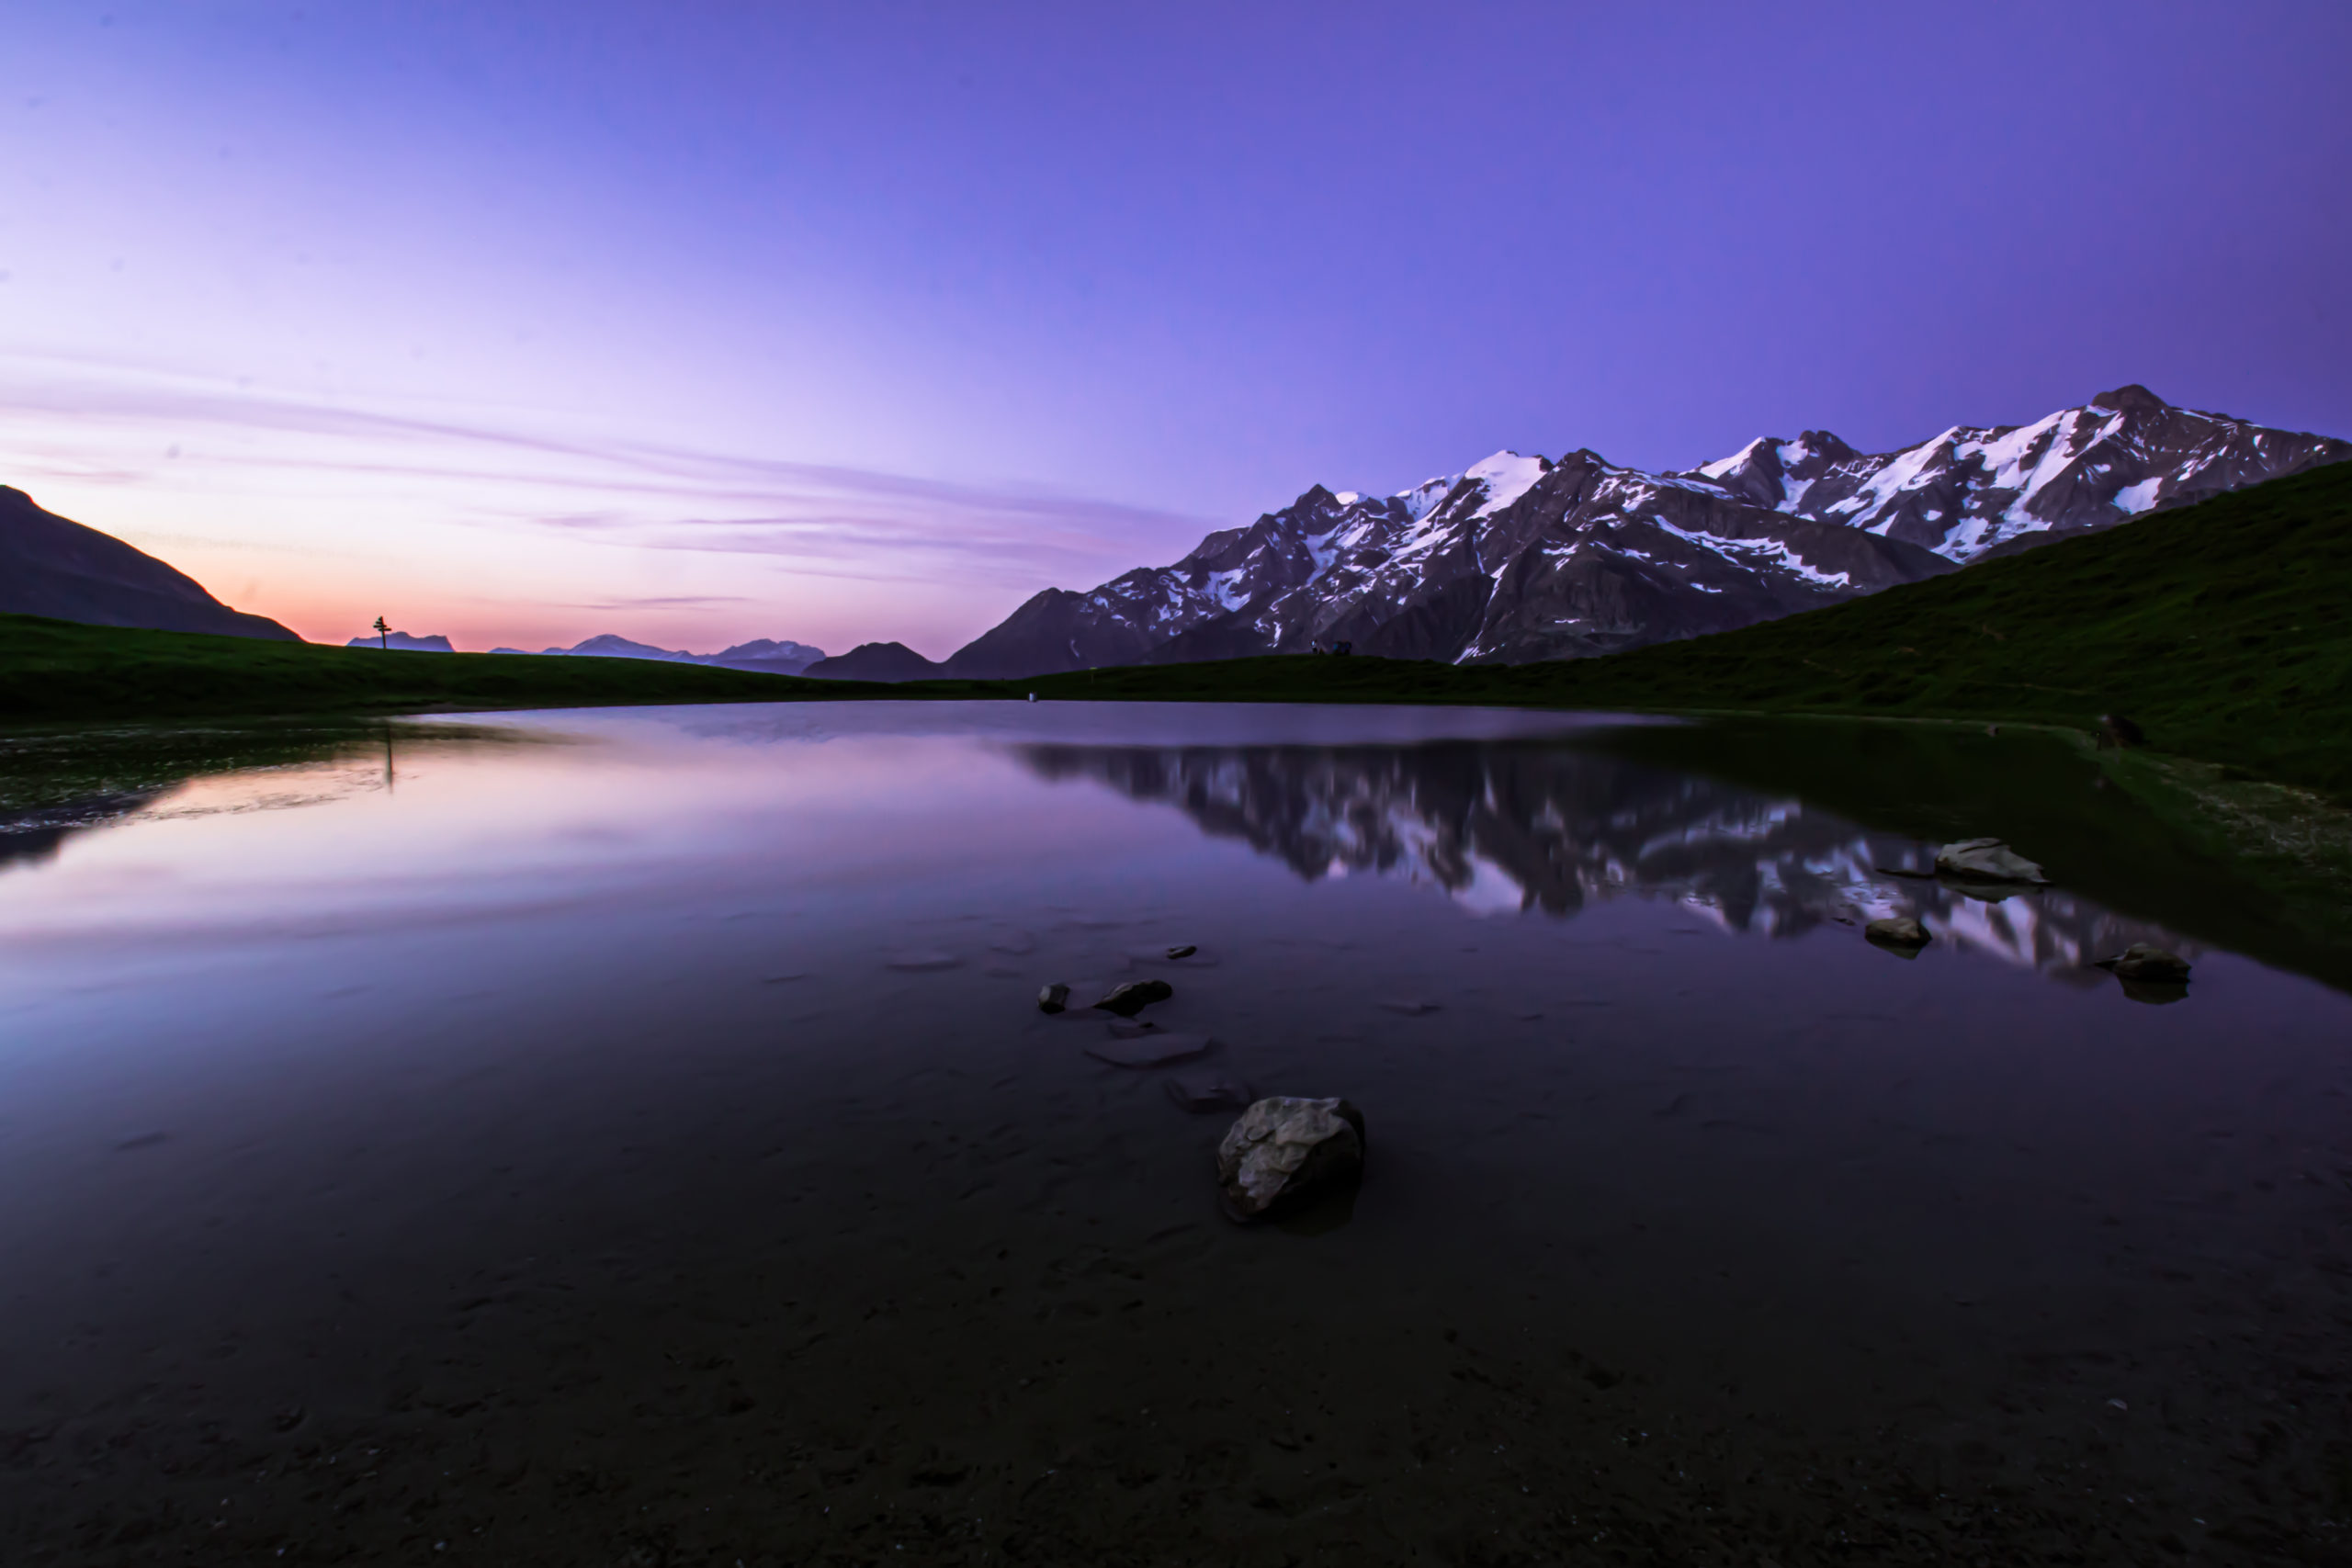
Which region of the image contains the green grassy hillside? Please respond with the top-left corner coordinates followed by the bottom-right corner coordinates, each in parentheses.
top-left (1007, 460), bottom-right (2352, 799)
top-left (0, 614), bottom-right (895, 721)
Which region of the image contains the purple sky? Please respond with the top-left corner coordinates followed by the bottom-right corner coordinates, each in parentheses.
top-left (3, 1), bottom-right (2346, 654)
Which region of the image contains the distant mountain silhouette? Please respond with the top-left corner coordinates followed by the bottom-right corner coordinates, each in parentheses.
top-left (486, 632), bottom-right (827, 674)
top-left (710, 637), bottom-right (827, 675)
top-left (489, 632), bottom-right (701, 660)
top-left (0, 487), bottom-right (298, 640)
top-left (345, 630), bottom-right (455, 651)
top-left (800, 641), bottom-right (944, 682)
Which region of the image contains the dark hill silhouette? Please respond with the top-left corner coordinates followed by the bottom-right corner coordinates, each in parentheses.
top-left (800, 640), bottom-right (944, 682)
top-left (0, 487), bottom-right (298, 640)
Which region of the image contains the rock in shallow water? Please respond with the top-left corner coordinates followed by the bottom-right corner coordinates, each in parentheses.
top-left (1865, 916), bottom-right (1931, 952)
top-left (2098, 942), bottom-right (2191, 983)
top-left (1084, 1032), bottom-right (1214, 1068)
top-left (1094, 978), bottom-right (1173, 1017)
top-left (1933, 837), bottom-right (2049, 885)
top-left (1165, 1070), bottom-right (1253, 1113)
top-left (1216, 1096), bottom-right (1366, 1223)
top-left (1037, 982), bottom-right (1070, 1014)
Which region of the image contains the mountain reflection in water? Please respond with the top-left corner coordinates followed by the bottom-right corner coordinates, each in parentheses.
top-left (1013, 738), bottom-right (2191, 982)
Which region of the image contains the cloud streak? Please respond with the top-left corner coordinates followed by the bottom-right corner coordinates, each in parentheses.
top-left (0, 354), bottom-right (1217, 592)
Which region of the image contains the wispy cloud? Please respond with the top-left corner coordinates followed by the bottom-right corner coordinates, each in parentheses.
top-left (0, 354), bottom-right (1213, 591)
top-left (563, 594), bottom-right (757, 610)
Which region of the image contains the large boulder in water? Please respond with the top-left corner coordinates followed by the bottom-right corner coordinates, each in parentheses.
top-left (1216, 1097), bottom-right (1366, 1223)
top-left (1933, 838), bottom-right (2049, 885)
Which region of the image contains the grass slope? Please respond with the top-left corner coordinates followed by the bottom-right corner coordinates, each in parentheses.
top-left (1001, 460), bottom-right (2352, 799)
top-left (0, 614), bottom-right (896, 722)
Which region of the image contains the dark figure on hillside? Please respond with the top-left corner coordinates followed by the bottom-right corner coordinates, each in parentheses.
top-left (1331, 640), bottom-right (1352, 657)
top-left (372, 616), bottom-right (390, 649)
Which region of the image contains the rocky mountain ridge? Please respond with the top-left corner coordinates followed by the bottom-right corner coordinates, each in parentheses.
top-left (933, 387), bottom-right (2348, 680)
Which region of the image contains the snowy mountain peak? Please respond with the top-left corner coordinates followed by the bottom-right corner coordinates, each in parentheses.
top-left (1461, 450), bottom-right (1550, 517)
top-left (1695, 437), bottom-right (1776, 481)
top-left (1397, 472), bottom-right (1462, 521)
top-left (2089, 383), bottom-right (2168, 414)
top-left (1682, 389), bottom-right (2347, 564)
top-left (937, 388), bottom-right (2346, 680)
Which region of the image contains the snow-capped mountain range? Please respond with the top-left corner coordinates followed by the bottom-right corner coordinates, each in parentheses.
top-left (939, 386), bottom-right (2348, 677)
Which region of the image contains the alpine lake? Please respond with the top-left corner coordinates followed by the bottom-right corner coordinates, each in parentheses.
top-left (2, 701), bottom-right (2348, 1566)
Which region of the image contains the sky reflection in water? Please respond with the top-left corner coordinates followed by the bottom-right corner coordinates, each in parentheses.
top-left (0, 701), bottom-right (2194, 984)
top-left (3, 701), bottom-right (2349, 1561)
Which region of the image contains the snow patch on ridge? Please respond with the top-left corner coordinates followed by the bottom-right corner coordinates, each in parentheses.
top-left (1396, 474), bottom-right (1459, 521)
top-left (1696, 438), bottom-right (1772, 481)
top-left (1464, 451), bottom-right (1547, 517)
top-left (1652, 520), bottom-right (1853, 589)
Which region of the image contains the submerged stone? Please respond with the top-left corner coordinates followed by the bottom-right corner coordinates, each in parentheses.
top-left (1095, 978), bottom-right (1173, 1017)
top-left (1933, 837), bottom-right (2049, 885)
top-left (1216, 1096), bottom-right (1366, 1223)
top-left (2099, 942), bottom-right (2191, 983)
top-left (1865, 916), bottom-right (1931, 952)
top-left (1037, 982), bottom-right (1070, 1014)
top-left (1165, 1070), bottom-right (1253, 1113)
top-left (1085, 1032), bottom-right (1214, 1068)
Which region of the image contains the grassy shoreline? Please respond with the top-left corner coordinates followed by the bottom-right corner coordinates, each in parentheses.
top-left (0, 612), bottom-right (925, 721)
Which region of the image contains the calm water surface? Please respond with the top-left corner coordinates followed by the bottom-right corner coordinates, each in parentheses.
top-left (3, 702), bottom-right (2348, 1565)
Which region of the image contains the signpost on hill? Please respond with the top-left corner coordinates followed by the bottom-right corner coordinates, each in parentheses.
top-left (372, 616), bottom-right (389, 649)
